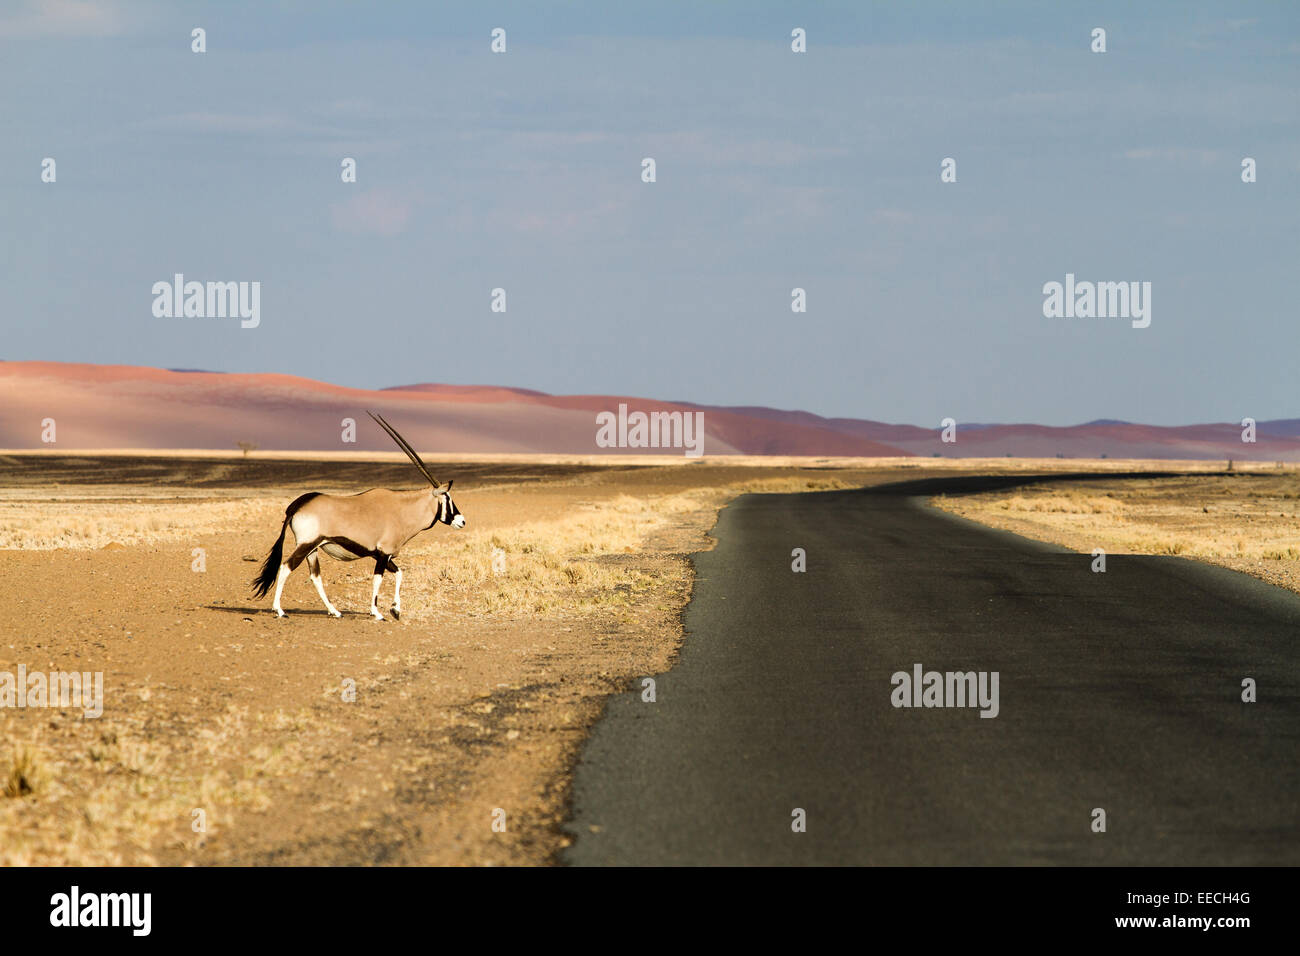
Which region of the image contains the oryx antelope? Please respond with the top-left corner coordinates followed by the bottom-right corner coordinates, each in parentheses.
top-left (251, 412), bottom-right (465, 620)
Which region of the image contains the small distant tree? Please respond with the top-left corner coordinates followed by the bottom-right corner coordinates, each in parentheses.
top-left (237, 441), bottom-right (258, 458)
top-left (1226, 459), bottom-right (1235, 472)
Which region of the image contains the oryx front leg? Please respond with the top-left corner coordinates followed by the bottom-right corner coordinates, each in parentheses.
top-left (307, 552), bottom-right (341, 618)
top-left (370, 556), bottom-right (387, 621)
top-left (386, 557), bottom-right (402, 620)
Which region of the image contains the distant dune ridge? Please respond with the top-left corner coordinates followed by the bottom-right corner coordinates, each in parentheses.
top-left (0, 360), bottom-right (1297, 460)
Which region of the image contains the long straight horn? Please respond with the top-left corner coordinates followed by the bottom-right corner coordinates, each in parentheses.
top-left (367, 411), bottom-right (440, 487)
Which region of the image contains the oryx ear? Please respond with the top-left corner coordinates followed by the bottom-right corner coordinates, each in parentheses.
top-left (434, 481), bottom-right (452, 494)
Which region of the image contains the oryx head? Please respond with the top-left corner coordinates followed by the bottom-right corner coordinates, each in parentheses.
top-left (368, 411), bottom-right (467, 530)
top-left (432, 480), bottom-right (465, 529)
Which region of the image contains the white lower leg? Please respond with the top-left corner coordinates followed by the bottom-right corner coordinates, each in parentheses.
top-left (311, 570), bottom-right (341, 617)
top-left (391, 569), bottom-right (402, 615)
top-left (371, 573), bottom-right (384, 620)
top-left (272, 564), bottom-right (290, 617)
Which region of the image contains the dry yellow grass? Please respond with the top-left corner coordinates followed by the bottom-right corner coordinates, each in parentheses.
top-left (0, 498), bottom-right (268, 550)
top-left (932, 471), bottom-right (1300, 592)
top-left (0, 711), bottom-right (323, 865)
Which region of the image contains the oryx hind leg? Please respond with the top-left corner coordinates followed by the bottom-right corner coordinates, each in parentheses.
top-left (271, 562), bottom-right (291, 618)
top-left (370, 556), bottom-right (388, 621)
top-left (385, 557), bottom-right (402, 620)
top-left (273, 537), bottom-right (321, 618)
top-left (307, 551), bottom-right (342, 618)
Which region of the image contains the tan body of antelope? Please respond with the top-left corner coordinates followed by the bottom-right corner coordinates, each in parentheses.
top-left (251, 413), bottom-right (465, 620)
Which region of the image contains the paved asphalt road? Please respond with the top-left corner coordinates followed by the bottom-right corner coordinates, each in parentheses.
top-left (562, 475), bottom-right (1300, 865)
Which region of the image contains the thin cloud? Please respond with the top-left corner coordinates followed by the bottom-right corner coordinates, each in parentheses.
top-left (656, 130), bottom-right (850, 168)
top-left (330, 188), bottom-right (417, 237)
top-left (0, 0), bottom-right (124, 37)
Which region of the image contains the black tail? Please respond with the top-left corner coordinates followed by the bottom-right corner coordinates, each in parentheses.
top-left (251, 493), bottom-right (320, 599)
top-left (251, 520), bottom-right (288, 598)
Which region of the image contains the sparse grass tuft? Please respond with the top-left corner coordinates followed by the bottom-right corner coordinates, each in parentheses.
top-left (4, 744), bottom-right (46, 798)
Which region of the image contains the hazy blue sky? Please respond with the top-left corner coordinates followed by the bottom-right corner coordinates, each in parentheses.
top-left (2, 1), bottom-right (1297, 425)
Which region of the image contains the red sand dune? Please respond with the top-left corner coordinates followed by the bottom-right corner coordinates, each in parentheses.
top-left (0, 361), bottom-right (904, 456)
top-left (1, 360), bottom-right (1296, 460)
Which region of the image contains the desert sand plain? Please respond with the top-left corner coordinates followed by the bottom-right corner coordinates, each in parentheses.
top-left (1, 452), bottom-right (1295, 865)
